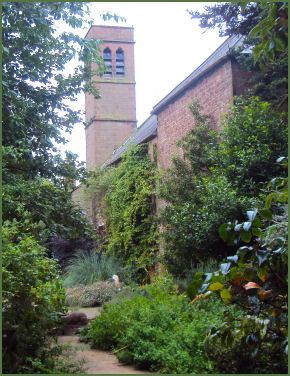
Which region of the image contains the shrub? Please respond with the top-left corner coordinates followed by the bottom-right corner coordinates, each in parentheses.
top-left (160, 172), bottom-right (259, 276)
top-left (65, 281), bottom-right (117, 307)
top-left (187, 160), bottom-right (288, 373)
top-left (158, 97), bottom-right (287, 277)
top-left (216, 96), bottom-right (288, 197)
top-left (63, 251), bottom-right (122, 287)
top-left (2, 221), bottom-right (66, 373)
top-left (80, 282), bottom-right (231, 373)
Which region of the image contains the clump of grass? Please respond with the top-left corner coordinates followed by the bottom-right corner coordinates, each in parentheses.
top-left (63, 252), bottom-right (122, 288)
top-left (65, 281), bottom-right (117, 307)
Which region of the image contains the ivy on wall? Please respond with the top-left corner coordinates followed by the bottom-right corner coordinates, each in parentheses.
top-left (85, 144), bottom-right (158, 282)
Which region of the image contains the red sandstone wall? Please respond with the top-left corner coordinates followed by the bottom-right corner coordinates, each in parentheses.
top-left (154, 59), bottom-right (234, 170)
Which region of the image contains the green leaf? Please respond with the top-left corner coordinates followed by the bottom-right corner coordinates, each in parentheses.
top-left (219, 223), bottom-right (231, 242)
top-left (259, 209), bottom-right (272, 220)
top-left (251, 227), bottom-right (262, 237)
top-left (241, 230), bottom-right (251, 243)
top-left (252, 217), bottom-right (262, 228)
top-left (208, 282), bottom-right (224, 291)
top-left (220, 289), bottom-right (231, 304)
top-left (186, 272), bottom-right (204, 300)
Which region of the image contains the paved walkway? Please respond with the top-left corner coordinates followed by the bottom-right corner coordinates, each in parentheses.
top-left (57, 307), bottom-right (150, 374)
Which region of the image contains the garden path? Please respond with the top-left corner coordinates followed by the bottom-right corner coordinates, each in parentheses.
top-left (57, 307), bottom-right (151, 374)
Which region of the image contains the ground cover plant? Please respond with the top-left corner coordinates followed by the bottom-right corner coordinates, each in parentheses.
top-left (79, 275), bottom-right (239, 373)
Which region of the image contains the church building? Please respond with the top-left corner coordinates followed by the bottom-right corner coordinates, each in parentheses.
top-left (72, 25), bottom-right (252, 216)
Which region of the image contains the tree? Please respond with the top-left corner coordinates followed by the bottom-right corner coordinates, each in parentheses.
top-left (188, 2), bottom-right (288, 108)
top-left (2, 2), bottom-right (104, 241)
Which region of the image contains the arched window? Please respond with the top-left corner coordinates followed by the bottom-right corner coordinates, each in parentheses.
top-left (116, 48), bottom-right (125, 76)
top-left (103, 48), bottom-right (112, 76)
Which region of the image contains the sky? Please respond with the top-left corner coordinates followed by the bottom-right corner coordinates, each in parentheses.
top-left (63, 2), bottom-right (227, 163)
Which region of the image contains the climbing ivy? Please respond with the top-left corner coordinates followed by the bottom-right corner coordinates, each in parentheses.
top-left (86, 144), bottom-right (158, 282)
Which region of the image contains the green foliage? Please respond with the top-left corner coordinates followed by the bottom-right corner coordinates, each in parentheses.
top-left (216, 96), bottom-right (288, 197)
top-left (80, 282), bottom-right (230, 373)
top-left (250, 2), bottom-right (288, 68)
top-left (63, 252), bottom-right (122, 287)
top-left (159, 98), bottom-right (285, 276)
top-left (188, 2), bottom-right (288, 108)
top-left (3, 178), bottom-right (95, 243)
top-left (187, 160), bottom-right (288, 371)
top-left (85, 144), bottom-right (158, 282)
top-left (188, 2), bottom-right (266, 37)
top-left (2, 2), bottom-right (100, 242)
top-left (2, 222), bottom-right (67, 373)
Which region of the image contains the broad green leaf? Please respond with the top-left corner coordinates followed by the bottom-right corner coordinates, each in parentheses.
top-left (208, 282), bottom-right (224, 291)
top-left (252, 227), bottom-right (262, 237)
top-left (241, 230), bottom-right (251, 243)
top-left (252, 217), bottom-right (262, 228)
top-left (259, 209), bottom-right (272, 220)
top-left (219, 223), bottom-right (230, 242)
top-left (220, 289), bottom-right (231, 304)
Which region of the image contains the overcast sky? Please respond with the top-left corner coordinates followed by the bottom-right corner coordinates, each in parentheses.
top-left (63, 2), bottom-right (227, 163)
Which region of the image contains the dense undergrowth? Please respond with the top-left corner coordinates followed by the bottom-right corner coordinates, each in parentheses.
top-left (79, 277), bottom-right (235, 374)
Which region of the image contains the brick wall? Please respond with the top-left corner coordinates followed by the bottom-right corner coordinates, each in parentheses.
top-left (152, 58), bottom-right (234, 170)
top-left (86, 120), bottom-right (135, 169)
top-left (85, 25), bottom-right (136, 168)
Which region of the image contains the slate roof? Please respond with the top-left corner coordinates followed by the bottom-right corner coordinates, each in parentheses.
top-left (103, 114), bottom-right (158, 166)
top-left (104, 34), bottom-right (244, 167)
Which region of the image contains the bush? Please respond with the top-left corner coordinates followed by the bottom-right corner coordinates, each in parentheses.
top-left (159, 97), bottom-right (287, 277)
top-left (80, 281), bottom-right (230, 373)
top-left (161, 172), bottom-right (259, 276)
top-left (216, 96), bottom-right (288, 197)
top-left (187, 161), bottom-right (288, 373)
top-left (65, 281), bottom-right (117, 307)
top-left (63, 251), bottom-right (122, 287)
top-left (2, 221), bottom-right (66, 373)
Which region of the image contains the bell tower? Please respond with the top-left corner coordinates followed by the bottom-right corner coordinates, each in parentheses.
top-left (85, 25), bottom-right (137, 168)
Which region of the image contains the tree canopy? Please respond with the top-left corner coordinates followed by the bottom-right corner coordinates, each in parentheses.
top-left (2, 2), bottom-right (104, 241)
top-left (188, 2), bottom-right (288, 108)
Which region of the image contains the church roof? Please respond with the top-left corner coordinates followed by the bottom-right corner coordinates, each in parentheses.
top-left (152, 34), bottom-right (244, 114)
top-left (104, 34), bottom-right (244, 167)
top-left (102, 114), bottom-right (158, 166)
